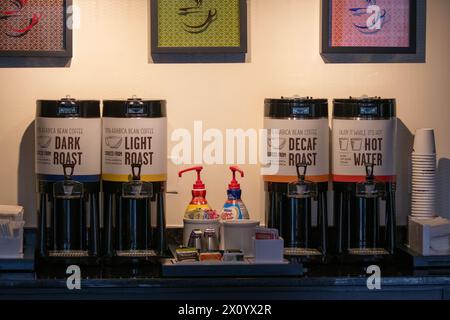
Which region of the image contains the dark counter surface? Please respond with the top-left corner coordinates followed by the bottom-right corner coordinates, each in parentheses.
top-left (0, 230), bottom-right (450, 300)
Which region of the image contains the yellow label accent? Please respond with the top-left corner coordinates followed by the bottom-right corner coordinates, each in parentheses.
top-left (102, 174), bottom-right (167, 183)
top-left (263, 175), bottom-right (330, 183)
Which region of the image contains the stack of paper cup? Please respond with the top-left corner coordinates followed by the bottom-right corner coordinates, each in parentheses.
top-left (411, 128), bottom-right (437, 218)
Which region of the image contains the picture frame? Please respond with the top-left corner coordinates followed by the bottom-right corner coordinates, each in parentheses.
top-left (151, 0), bottom-right (247, 55)
top-left (0, 0), bottom-right (72, 58)
top-left (321, 0), bottom-right (426, 63)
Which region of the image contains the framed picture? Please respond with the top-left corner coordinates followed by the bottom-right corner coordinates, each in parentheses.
top-left (0, 0), bottom-right (72, 58)
top-left (321, 0), bottom-right (426, 63)
top-left (151, 0), bottom-right (247, 55)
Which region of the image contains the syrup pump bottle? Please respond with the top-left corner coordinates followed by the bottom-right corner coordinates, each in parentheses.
top-left (221, 166), bottom-right (249, 220)
top-left (178, 166), bottom-right (211, 216)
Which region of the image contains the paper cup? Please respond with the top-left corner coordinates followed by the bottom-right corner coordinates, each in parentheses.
top-left (413, 129), bottom-right (436, 155)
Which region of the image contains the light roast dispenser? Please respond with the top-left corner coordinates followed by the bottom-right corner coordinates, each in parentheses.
top-left (332, 97), bottom-right (397, 260)
top-left (102, 98), bottom-right (168, 263)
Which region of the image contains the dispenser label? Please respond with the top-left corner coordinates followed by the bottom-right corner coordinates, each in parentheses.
top-left (263, 118), bottom-right (330, 183)
top-left (332, 119), bottom-right (396, 182)
top-left (35, 117), bottom-right (101, 179)
top-left (102, 118), bottom-right (167, 182)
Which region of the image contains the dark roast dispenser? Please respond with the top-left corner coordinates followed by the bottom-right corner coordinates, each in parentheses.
top-left (264, 98), bottom-right (330, 261)
top-left (102, 98), bottom-right (168, 267)
top-left (332, 97), bottom-right (397, 262)
top-left (35, 98), bottom-right (101, 269)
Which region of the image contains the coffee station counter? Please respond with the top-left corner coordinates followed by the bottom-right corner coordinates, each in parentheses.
top-left (0, 229), bottom-right (450, 300)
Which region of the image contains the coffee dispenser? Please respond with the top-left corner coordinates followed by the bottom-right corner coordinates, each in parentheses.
top-left (332, 97), bottom-right (397, 259)
top-left (264, 97), bottom-right (329, 258)
top-left (102, 98), bottom-right (167, 261)
top-left (35, 98), bottom-right (101, 262)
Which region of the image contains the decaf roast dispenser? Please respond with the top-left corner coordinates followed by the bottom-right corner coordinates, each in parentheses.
top-left (102, 98), bottom-right (167, 261)
top-left (332, 97), bottom-right (397, 259)
top-left (35, 98), bottom-right (101, 262)
top-left (264, 97), bottom-right (329, 258)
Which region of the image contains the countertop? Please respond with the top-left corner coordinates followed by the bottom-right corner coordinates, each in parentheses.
top-left (1, 230), bottom-right (450, 300)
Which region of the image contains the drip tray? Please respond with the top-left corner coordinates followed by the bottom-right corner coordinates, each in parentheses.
top-left (116, 250), bottom-right (158, 258)
top-left (348, 248), bottom-right (390, 256)
top-left (284, 248), bottom-right (322, 256)
top-left (48, 250), bottom-right (89, 258)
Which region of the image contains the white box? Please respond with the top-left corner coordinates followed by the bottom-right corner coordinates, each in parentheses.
top-left (0, 205), bottom-right (25, 259)
top-left (254, 237), bottom-right (284, 263)
top-left (408, 216), bottom-right (450, 256)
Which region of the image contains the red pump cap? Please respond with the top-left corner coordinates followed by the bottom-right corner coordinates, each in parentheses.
top-left (228, 166), bottom-right (244, 190)
top-left (179, 166), bottom-right (205, 190)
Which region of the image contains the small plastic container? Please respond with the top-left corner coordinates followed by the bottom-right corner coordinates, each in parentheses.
top-left (183, 218), bottom-right (220, 247)
top-left (0, 206), bottom-right (25, 259)
top-left (222, 220), bottom-right (260, 257)
top-left (254, 237), bottom-right (284, 264)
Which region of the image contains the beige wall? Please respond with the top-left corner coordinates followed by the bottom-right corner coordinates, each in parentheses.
top-left (0, 0), bottom-right (449, 228)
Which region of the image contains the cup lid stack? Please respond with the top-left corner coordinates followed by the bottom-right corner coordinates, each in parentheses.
top-left (411, 129), bottom-right (437, 218)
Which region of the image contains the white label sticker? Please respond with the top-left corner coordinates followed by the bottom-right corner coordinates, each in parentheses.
top-left (332, 119), bottom-right (396, 178)
top-left (35, 117), bottom-right (101, 176)
top-left (102, 117), bottom-right (167, 180)
top-left (264, 118), bottom-right (330, 178)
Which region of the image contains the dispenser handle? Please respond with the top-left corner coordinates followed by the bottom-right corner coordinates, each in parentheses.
top-left (296, 162), bottom-right (308, 181)
top-left (131, 163), bottom-right (142, 181)
top-left (230, 166), bottom-right (244, 178)
top-left (62, 163), bottom-right (75, 180)
top-left (365, 163), bottom-right (375, 181)
top-left (178, 166), bottom-right (203, 178)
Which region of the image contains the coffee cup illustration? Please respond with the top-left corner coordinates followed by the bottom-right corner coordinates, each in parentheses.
top-left (38, 136), bottom-right (52, 149)
top-left (351, 138), bottom-right (363, 151)
top-left (339, 138), bottom-right (349, 151)
top-left (105, 136), bottom-right (123, 149)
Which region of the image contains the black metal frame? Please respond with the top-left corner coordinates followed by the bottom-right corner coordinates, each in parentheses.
top-left (0, 0), bottom-right (73, 58)
top-left (151, 0), bottom-right (247, 54)
top-left (321, 0), bottom-right (418, 55)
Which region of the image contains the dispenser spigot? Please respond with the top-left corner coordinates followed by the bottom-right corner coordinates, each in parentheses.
top-left (62, 163), bottom-right (75, 181)
top-left (131, 163), bottom-right (142, 181)
top-left (296, 162), bottom-right (308, 182)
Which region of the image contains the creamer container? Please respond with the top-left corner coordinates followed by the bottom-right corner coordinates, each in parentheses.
top-left (221, 166), bottom-right (249, 220)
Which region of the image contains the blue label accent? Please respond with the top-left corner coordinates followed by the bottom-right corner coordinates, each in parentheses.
top-left (37, 174), bottom-right (101, 183)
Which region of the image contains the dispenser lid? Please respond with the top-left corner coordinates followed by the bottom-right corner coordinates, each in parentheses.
top-left (103, 97), bottom-right (166, 118)
top-left (333, 97), bottom-right (396, 118)
top-left (179, 166), bottom-right (206, 190)
top-left (265, 97), bottom-right (328, 119)
top-left (37, 97), bottom-right (100, 118)
top-left (228, 166), bottom-right (244, 190)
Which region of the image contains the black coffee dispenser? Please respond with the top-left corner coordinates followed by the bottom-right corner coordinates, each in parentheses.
top-left (102, 98), bottom-right (168, 262)
top-left (332, 98), bottom-right (397, 260)
top-left (264, 98), bottom-right (329, 260)
top-left (35, 98), bottom-right (101, 263)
